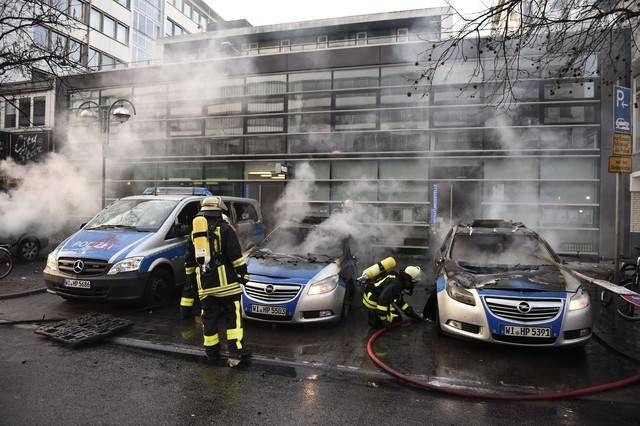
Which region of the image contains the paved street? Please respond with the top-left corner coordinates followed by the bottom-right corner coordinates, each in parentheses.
top-left (1, 261), bottom-right (640, 424)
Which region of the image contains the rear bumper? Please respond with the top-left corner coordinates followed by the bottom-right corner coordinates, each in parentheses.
top-left (43, 268), bottom-right (149, 301)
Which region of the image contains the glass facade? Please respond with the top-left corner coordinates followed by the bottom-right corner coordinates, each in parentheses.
top-left (67, 47), bottom-right (604, 257)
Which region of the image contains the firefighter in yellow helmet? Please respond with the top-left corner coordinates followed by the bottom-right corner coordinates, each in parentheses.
top-left (181, 196), bottom-right (250, 367)
top-left (362, 265), bottom-right (423, 328)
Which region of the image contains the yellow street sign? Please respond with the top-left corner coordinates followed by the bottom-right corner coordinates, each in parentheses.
top-left (608, 155), bottom-right (632, 174)
top-left (613, 133), bottom-right (632, 156)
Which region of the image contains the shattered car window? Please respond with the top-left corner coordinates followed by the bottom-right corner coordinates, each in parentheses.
top-left (451, 233), bottom-right (555, 267)
top-left (85, 199), bottom-right (179, 232)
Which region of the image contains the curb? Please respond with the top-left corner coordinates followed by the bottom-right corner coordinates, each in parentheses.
top-left (108, 336), bottom-right (389, 380)
top-left (0, 288), bottom-right (46, 300)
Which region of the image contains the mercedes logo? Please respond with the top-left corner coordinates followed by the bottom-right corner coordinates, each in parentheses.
top-left (517, 301), bottom-right (531, 313)
top-left (73, 260), bottom-right (85, 274)
top-left (265, 284), bottom-right (274, 294)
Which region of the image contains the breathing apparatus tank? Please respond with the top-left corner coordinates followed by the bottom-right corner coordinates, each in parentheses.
top-left (192, 216), bottom-right (211, 266)
top-left (362, 257), bottom-right (396, 280)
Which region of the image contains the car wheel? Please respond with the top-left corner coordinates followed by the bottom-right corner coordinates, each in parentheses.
top-left (143, 268), bottom-right (174, 306)
top-left (339, 281), bottom-right (353, 322)
top-left (17, 239), bottom-right (40, 263)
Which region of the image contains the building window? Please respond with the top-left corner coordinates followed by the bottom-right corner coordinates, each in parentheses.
top-left (69, 0), bottom-right (85, 21)
top-left (317, 35), bottom-right (328, 48)
top-left (280, 39), bottom-right (290, 52)
top-left (114, 0), bottom-right (129, 8)
top-left (90, 8), bottom-right (101, 30)
top-left (4, 101), bottom-right (17, 128)
top-left (356, 32), bottom-right (367, 45)
top-left (18, 98), bottom-right (31, 127)
top-left (165, 18), bottom-right (187, 36)
top-left (397, 28), bottom-right (409, 42)
top-left (90, 7), bottom-right (129, 45)
top-left (33, 97), bottom-right (46, 126)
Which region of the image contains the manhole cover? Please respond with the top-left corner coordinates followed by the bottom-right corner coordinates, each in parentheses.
top-left (35, 313), bottom-right (133, 347)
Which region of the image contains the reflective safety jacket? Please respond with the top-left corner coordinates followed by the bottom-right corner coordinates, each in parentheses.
top-left (362, 274), bottom-right (418, 324)
top-left (185, 211), bottom-right (249, 299)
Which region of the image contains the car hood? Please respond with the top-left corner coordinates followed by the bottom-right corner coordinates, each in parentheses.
top-left (445, 260), bottom-right (581, 292)
top-left (55, 230), bottom-right (154, 262)
top-left (247, 256), bottom-right (329, 283)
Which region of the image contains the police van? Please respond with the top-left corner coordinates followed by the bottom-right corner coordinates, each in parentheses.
top-left (43, 187), bottom-right (264, 304)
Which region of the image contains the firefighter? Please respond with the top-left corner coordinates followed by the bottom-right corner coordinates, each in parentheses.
top-left (181, 196), bottom-right (250, 367)
top-left (362, 265), bottom-right (423, 328)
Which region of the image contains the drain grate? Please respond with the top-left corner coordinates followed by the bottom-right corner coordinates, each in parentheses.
top-left (35, 313), bottom-right (134, 346)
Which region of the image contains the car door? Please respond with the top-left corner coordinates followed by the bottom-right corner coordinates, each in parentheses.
top-left (165, 200), bottom-right (201, 284)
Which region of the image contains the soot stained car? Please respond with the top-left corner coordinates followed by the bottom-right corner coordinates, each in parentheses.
top-left (429, 220), bottom-right (593, 347)
top-left (242, 222), bottom-right (357, 324)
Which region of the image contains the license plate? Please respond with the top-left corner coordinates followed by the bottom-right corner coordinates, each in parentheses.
top-left (63, 279), bottom-right (91, 289)
top-left (251, 304), bottom-right (287, 316)
top-left (503, 325), bottom-right (551, 338)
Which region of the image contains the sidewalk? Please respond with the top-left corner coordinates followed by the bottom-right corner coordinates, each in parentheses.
top-left (0, 259), bottom-right (47, 298)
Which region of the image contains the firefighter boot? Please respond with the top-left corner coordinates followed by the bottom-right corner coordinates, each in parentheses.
top-left (205, 348), bottom-right (225, 366)
top-left (227, 348), bottom-right (252, 368)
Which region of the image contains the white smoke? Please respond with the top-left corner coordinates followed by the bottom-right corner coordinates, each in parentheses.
top-left (0, 154), bottom-right (98, 238)
top-left (270, 162), bottom-right (410, 262)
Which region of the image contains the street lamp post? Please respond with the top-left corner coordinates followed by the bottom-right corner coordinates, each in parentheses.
top-left (77, 99), bottom-right (137, 208)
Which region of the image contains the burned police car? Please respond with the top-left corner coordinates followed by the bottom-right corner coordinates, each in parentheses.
top-left (429, 220), bottom-right (593, 347)
top-left (242, 222), bottom-right (357, 324)
top-left (43, 187), bottom-right (264, 303)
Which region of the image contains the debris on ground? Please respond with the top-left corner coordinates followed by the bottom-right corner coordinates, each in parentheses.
top-left (34, 313), bottom-right (133, 347)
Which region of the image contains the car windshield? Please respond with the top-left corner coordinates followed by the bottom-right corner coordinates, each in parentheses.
top-left (85, 199), bottom-right (179, 232)
top-left (451, 232), bottom-right (556, 267)
top-left (255, 225), bottom-right (342, 260)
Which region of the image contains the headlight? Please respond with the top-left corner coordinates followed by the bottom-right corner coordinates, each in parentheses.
top-left (308, 274), bottom-right (339, 295)
top-left (569, 287), bottom-right (590, 311)
top-left (446, 279), bottom-right (476, 306)
top-left (46, 253), bottom-right (58, 271)
top-left (107, 257), bottom-right (144, 275)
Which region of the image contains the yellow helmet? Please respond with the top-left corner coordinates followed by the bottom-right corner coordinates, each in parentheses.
top-left (201, 196), bottom-right (226, 211)
top-left (403, 266), bottom-right (423, 284)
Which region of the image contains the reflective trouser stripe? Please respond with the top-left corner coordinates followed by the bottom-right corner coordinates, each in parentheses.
top-left (401, 303), bottom-right (410, 311)
top-left (232, 257), bottom-right (246, 268)
top-left (180, 297), bottom-right (195, 307)
top-left (185, 267), bottom-right (196, 274)
top-left (203, 334), bottom-right (219, 347)
top-left (226, 300), bottom-right (243, 349)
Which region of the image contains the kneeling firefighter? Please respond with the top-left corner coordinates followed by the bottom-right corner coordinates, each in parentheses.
top-left (181, 196), bottom-right (251, 367)
top-left (361, 260), bottom-right (423, 328)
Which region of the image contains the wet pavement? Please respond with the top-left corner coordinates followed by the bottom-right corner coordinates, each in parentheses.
top-left (1, 260), bottom-right (640, 417)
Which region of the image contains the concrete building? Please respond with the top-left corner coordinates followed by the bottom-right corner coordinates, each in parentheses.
top-left (59, 8), bottom-right (629, 261)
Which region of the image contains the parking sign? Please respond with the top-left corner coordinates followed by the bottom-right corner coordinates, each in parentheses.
top-left (613, 85), bottom-right (632, 134)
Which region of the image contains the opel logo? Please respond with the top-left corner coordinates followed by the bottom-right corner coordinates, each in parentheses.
top-left (265, 285), bottom-right (274, 294)
top-left (517, 301), bottom-right (531, 313)
top-left (73, 260), bottom-right (85, 274)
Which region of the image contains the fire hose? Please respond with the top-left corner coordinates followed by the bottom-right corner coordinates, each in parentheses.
top-left (366, 320), bottom-right (640, 400)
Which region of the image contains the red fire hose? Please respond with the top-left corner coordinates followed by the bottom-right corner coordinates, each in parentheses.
top-left (366, 321), bottom-right (640, 400)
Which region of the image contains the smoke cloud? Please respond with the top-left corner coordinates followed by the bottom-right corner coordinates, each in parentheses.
top-left (0, 153), bottom-right (98, 238)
